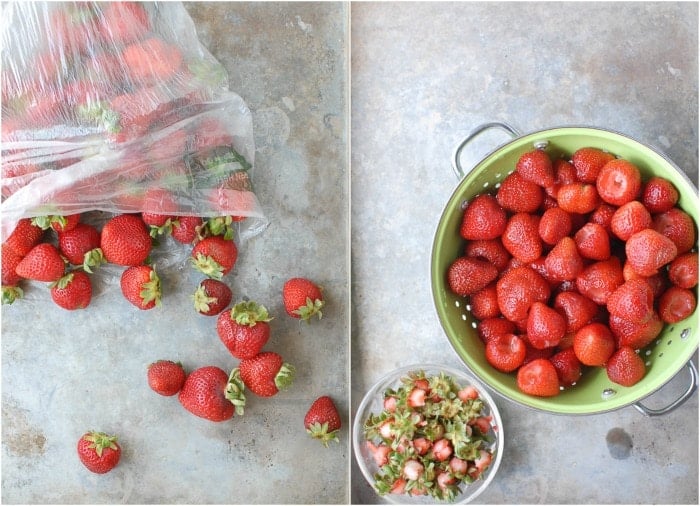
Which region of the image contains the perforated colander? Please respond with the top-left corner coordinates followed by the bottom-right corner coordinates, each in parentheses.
top-left (431, 123), bottom-right (699, 415)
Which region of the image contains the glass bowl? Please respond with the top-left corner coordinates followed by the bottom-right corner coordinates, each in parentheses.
top-left (353, 364), bottom-right (504, 504)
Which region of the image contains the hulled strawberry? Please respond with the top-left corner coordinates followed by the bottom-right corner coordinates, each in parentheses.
top-left (100, 214), bottom-right (152, 266)
top-left (190, 236), bottom-right (238, 279)
top-left (148, 360), bottom-right (186, 397)
top-left (50, 271), bottom-right (92, 310)
top-left (304, 395), bottom-right (341, 447)
top-left (216, 301), bottom-right (272, 359)
top-left (193, 279), bottom-right (232, 316)
top-left (77, 431), bottom-right (121, 474)
top-left (238, 352), bottom-right (295, 398)
top-left (459, 194), bottom-right (507, 240)
top-left (15, 243), bottom-right (65, 282)
top-left (178, 366), bottom-right (246, 421)
top-left (282, 277), bottom-right (325, 321)
top-left (516, 358), bottom-right (560, 397)
top-left (515, 149), bottom-right (554, 187)
top-left (447, 257), bottom-right (499, 297)
top-left (606, 346), bottom-right (646, 387)
top-left (120, 265), bottom-right (161, 310)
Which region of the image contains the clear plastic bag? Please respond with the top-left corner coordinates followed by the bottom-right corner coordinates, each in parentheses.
top-left (1, 1), bottom-right (268, 243)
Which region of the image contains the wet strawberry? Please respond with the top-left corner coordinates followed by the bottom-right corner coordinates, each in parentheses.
top-left (658, 286), bottom-right (696, 324)
top-left (469, 283), bottom-right (500, 320)
top-left (610, 311), bottom-right (664, 350)
top-left (641, 176), bottom-right (679, 214)
top-left (606, 347), bottom-right (646, 387)
top-left (553, 291), bottom-right (600, 333)
top-left (464, 239), bottom-right (511, 271)
top-left (496, 266), bottom-right (551, 322)
top-left (515, 149), bottom-right (554, 187)
top-left (516, 358), bottom-right (560, 397)
top-left (575, 256), bottom-right (624, 305)
top-left (596, 158), bottom-right (642, 206)
top-left (447, 257), bottom-right (498, 297)
top-left (526, 301), bottom-right (566, 349)
top-left (589, 203), bottom-right (618, 231)
top-left (544, 237), bottom-right (584, 282)
top-left (625, 228), bottom-right (678, 277)
top-left (573, 323), bottom-right (616, 367)
top-left (652, 207), bottom-right (696, 255)
top-left (476, 317), bottom-right (517, 344)
top-left (557, 183), bottom-right (600, 214)
top-left (538, 207), bottom-right (572, 246)
top-left (459, 194), bottom-right (507, 240)
top-left (668, 252), bottom-right (698, 289)
top-left (571, 147), bottom-right (615, 183)
top-left (610, 201), bottom-right (652, 241)
top-left (501, 213), bottom-right (542, 263)
top-left (550, 348), bottom-right (582, 386)
top-left (606, 278), bottom-right (654, 324)
top-left (485, 333), bottom-right (527, 372)
top-left (496, 171), bottom-right (544, 213)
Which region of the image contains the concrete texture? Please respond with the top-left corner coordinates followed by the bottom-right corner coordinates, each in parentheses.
top-left (2, 3), bottom-right (349, 504)
top-left (350, 1), bottom-right (698, 504)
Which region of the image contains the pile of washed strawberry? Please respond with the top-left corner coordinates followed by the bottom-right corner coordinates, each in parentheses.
top-left (448, 146), bottom-right (698, 397)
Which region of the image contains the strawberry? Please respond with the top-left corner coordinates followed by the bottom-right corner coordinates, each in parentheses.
top-left (190, 236), bottom-right (238, 280)
top-left (193, 279), bottom-right (232, 316)
top-left (573, 222), bottom-right (611, 261)
top-left (447, 257), bottom-right (498, 297)
top-left (515, 149), bottom-right (554, 187)
top-left (549, 348), bottom-right (582, 386)
top-left (589, 203), bottom-right (618, 231)
top-left (484, 333), bottom-right (526, 372)
top-left (575, 256), bottom-right (624, 305)
top-left (77, 431), bottom-right (121, 474)
top-left (217, 301), bottom-right (272, 359)
top-left (606, 347), bottom-right (646, 387)
top-left (606, 278), bottom-right (654, 324)
top-left (459, 194), bottom-right (507, 240)
top-left (596, 158), bottom-right (642, 206)
top-left (516, 358), bottom-right (560, 397)
top-left (652, 207), bottom-right (696, 255)
top-left (57, 223), bottom-right (104, 272)
top-left (642, 176), bottom-right (679, 214)
top-left (469, 283), bottom-right (500, 320)
top-left (122, 37), bottom-right (183, 84)
top-left (50, 271), bottom-right (92, 310)
top-left (526, 301), bottom-right (566, 349)
top-left (496, 265), bottom-right (551, 322)
top-left (625, 228), bottom-right (678, 277)
top-left (178, 366), bottom-right (246, 421)
top-left (610, 312), bottom-right (664, 350)
top-left (668, 252), bottom-right (698, 289)
top-left (3, 218), bottom-right (44, 257)
top-left (147, 360), bottom-right (186, 396)
top-left (477, 317), bottom-right (516, 344)
top-left (501, 213), bottom-right (542, 263)
top-left (2, 245), bottom-right (24, 304)
top-left (610, 201), bottom-right (652, 241)
top-left (15, 243), bottom-right (65, 282)
top-left (120, 265), bottom-right (161, 310)
top-left (31, 214), bottom-right (81, 233)
top-left (95, 1), bottom-right (151, 45)
top-left (553, 158), bottom-right (577, 186)
top-left (464, 239), bottom-right (511, 270)
top-left (522, 343), bottom-right (555, 365)
top-left (171, 215), bottom-right (203, 244)
top-left (141, 188), bottom-right (179, 236)
top-left (100, 214), bottom-right (152, 266)
top-left (658, 286), bottom-right (697, 324)
top-left (496, 171), bottom-right (543, 213)
top-left (573, 323), bottom-right (616, 366)
top-left (304, 395), bottom-right (341, 447)
top-left (282, 277), bottom-right (326, 321)
top-left (538, 207), bottom-right (572, 246)
top-left (544, 236), bottom-right (584, 282)
top-left (556, 183), bottom-right (600, 214)
top-left (571, 147), bottom-right (615, 183)
top-left (238, 352), bottom-right (295, 397)
top-left (553, 291), bottom-right (600, 333)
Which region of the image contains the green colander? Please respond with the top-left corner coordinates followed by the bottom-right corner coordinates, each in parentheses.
top-left (431, 123), bottom-right (699, 416)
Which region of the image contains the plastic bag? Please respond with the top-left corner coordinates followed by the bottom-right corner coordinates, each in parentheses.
top-left (1, 1), bottom-right (268, 243)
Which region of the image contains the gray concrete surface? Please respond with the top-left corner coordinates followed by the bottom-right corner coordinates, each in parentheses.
top-left (350, 1), bottom-right (698, 504)
top-left (2, 3), bottom-right (349, 504)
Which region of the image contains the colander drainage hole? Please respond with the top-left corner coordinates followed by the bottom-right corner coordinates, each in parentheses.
top-left (602, 388), bottom-right (617, 400)
top-left (681, 328), bottom-right (690, 340)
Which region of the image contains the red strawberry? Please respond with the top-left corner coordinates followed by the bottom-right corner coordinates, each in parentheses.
top-left (553, 158), bottom-right (577, 186)
top-left (575, 256), bottom-right (624, 305)
top-left (147, 360), bottom-right (186, 397)
top-left (606, 278), bottom-right (654, 324)
top-left (477, 317), bottom-right (516, 344)
top-left (484, 333), bottom-right (527, 372)
top-left (58, 223), bottom-right (104, 272)
top-left (304, 396), bottom-right (341, 447)
top-left (141, 188), bottom-right (179, 235)
top-left (171, 215), bottom-right (203, 244)
top-left (96, 1), bottom-right (151, 45)
top-left (15, 243), bottom-right (65, 282)
top-left (556, 183), bottom-right (600, 214)
top-left (574, 222), bottom-right (611, 261)
top-left (50, 271), bottom-right (92, 310)
top-left (550, 348), bottom-right (582, 386)
top-left (668, 252), bottom-right (698, 289)
top-left (544, 236), bottom-right (584, 282)
top-left (459, 194), bottom-right (507, 240)
top-left (193, 279), bottom-right (232, 316)
top-left (122, 37), bottom-right (183, 84)
top-left (100, 214), bottom-right (152, 266)
top-left (658, 286), bottom-right (697, 324)
top-left (553, 291), bottom-right (600, 333)
top-left (31, 214), bottom-right (81, 233)
top-left (178, 366), bottom-right (245, 421)
top-left (191, 236), bottom-right (238, 279)
top-left (526, 301), bottom-right (566, 349)
top-left (77, 431), bottom-right (121, 474)
top-left (610, 311), bottom-right (664, 350)
top-left (596, 159), bottom-right (642, 206)
top-left (652, 207), bottom-right (696, 255)
top-left (238, 352), bottom-right (295, 398)
top-left (610, 201), bottom-right (652, 241)
top-left (516, 149), bottom-right (554, 187)
top-left (501, 212), bottom-right (542, 263)
top-left (573, 323), bottom-right (616, 366)
top-left (464, 239), bottom-right (511, 271)
top-left (282, 277), bottom-right (326, 321)
top-left (447, 257), bottom-right (498, 297)
top-left (606, 347), bottom-right (646, 387)
top-left (589, 203), bottom-right (618, 231)
top-left (625, 228), bottom-right (678, 277)
top-left (120, 265), bottom-right (161, 310)
top-left (571, 147), bottom-right (615, 183)
top-left (3, 218), bottom-right (44, 257)
top-left (496, 266), bottom-right (551, 322)
top-left (641, 176), bottom-right (679, 214)
top-left (538, 207), bottom-right (572, 246)
top-left (516, 358), bottom-right (560, 397)
top-left (217, 301), bottom-right (272, 359)
top-left (496, 171), bottom-right (544, 213)
top-left (469, 283), bottom-right (500, 320)
top-left (2, 244), bottom-right (23, 287)
top-left (522, 343), bottom-right (555, 365)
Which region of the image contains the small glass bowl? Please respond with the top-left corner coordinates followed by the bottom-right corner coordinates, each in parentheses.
top-left (353, 364), bottom-right (504, 504)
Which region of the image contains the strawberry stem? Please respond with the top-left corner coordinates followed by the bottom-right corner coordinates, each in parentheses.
top-left (274, 363), bottom-right (296, 392)
top-left (225, 368), bottom-right (246, 416)
top-left (294, 297), bottom-right (325, 322)
top-left (231, 300), bottom-right (272, 326)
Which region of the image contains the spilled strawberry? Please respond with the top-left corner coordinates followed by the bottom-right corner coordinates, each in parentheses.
top-left (304, 396), bottom-right (341, 447)
top-left (77, 431), bottom-right (121, 474)
top-left (282, 277), bottom-right (325, 321)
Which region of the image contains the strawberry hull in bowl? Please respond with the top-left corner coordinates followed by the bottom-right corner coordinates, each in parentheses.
top-left (431, 124), bottom-right (699, 416)
top-left (352, 364), bottom-right (503, 504)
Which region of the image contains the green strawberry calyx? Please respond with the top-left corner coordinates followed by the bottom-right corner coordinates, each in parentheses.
top-left (225, 368), bottom-right (247, 416)
top-left (2, 285), bottom-right (24, 305)
top-left (83, 248), bottom-right (105, 274)
top-left (275, 362), bottom-right (296, 392)
top-left (203, 216), bottom-right (235, 241)
top-left (307, 421), bottom-right (340, 448)
top-left (294, 296), bottom-right (325, 322)
top-left (140, 269), bottom-right (162, 308)
top-left (83, 431), bottom-right (119, 458)
top-left (192, 284), bottom-right (218, 314)
top-left (30, 215), bottom-right (64, 231)
top-left (190, 253), bottom-right (225, 280)
top-left (231, 300), bottom-right (272, 326)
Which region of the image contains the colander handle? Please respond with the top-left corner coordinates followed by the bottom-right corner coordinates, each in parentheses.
top-left (633, 360), bottom-right (698, 417)
top-left (451, 122), bottom-right (520, 179)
